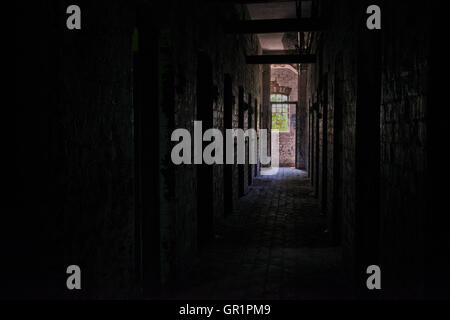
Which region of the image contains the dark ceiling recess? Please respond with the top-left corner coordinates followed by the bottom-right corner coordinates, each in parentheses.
top-left (222, 0), bottom-right (321, 62)
top-left (234, 0), bottom-right (320, 56)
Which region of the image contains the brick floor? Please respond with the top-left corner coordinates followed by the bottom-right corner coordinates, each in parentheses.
top-left (165, 168), bottom-right (352, 299)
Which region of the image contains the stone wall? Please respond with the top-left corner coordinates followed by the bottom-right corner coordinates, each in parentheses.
top-left (379, 1), bottom-right (430, 298)
top-left (305, 0), bottom-right (434, 297)
top-left (11, 0), bottom-right (265, 299)
top-left (13, 0), bottom-right (137, 298)
top-left (305, 0), bottom-right (359, 288)
top-left (148, 0), bottom-right (263, 288)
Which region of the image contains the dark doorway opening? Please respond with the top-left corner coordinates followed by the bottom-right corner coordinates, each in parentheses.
top-left (255, 99), bottom-right (259, 177)
top-left (321, 73), bottom-right (328, 213)
top-left (224, 74), bottom-right (233, 216)
top-left (314, 97), bottom-right (320, 197)
top-left (332, 55), bottom-right (344, 245)
top-left (309, 103), bottom-right (314, 182)
top-left (133, 11), bottom-right (161, 297)
top-left (238, 86), bottom-right (246, 197)
top-left (197, 52), bottom-right (214, 247)
top-left (248, 93), bottom-right (253, 186)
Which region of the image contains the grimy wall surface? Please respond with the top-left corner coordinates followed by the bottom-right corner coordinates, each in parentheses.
top-left (158, 0), bottom-right (263, 288)
top-left (13, 0), bottom-right (137, 299)
top-left (11, 0), bottom-right (265, 299)
top-left (379, 1), bottom-right (430, 298)
top-left (304, 0), bottom-right (443, 298)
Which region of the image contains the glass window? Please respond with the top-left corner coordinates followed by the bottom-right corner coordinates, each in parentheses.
top-left (270, 94), bottom-right (289, 132)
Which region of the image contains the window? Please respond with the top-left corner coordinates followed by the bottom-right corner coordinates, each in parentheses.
top-left (271, 94), bottom-right (289, 132)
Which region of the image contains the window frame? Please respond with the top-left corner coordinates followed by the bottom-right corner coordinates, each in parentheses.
top-left (270, 94), bottom-right (290, 133)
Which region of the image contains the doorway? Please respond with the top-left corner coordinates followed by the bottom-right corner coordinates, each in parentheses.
top-left (224, 74), bottom-right (233, 215)
top-left (197, 52), bottom-right (214, 247)
top-left (321, 73), bottom-right (328, 213)
top-left (133, 11), bottom-right (160, 297)
top-left (238, 86), bottom-right (246, 197)
top-left (248, 93), bottom-right (253, 186)
top-left (332, 56), bottom-right (344, 245)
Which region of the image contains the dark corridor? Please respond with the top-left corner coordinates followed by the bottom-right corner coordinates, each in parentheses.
top-left (7, 0), bottom-right (450, 303)
top-left (166, 168), bottom-right (349, 299)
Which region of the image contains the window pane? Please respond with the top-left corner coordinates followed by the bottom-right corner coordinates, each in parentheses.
top-left (281, 114), bottom-right (288, 131)
top-left (271, 104), bottom-right (290, 132)
top-left (270, 94), bottom-right (288, 103)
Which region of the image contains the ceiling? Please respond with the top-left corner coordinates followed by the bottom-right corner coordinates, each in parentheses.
top-left (246, 1), bottom-right (313, 52)
top-left (246, 1), bottom-right (297, 50)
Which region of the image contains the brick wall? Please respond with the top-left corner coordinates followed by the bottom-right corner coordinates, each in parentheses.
top-left (379, 1), bottom-right (430, 298)
top-left (13, 0), bottom-right (138, 298)
top-left (305, 0), bottom-right (366, 291)
top-left (12, 0), bottom-right (264, 298)
top-left (305, 0), bottom-right (433, 297)
top-left (159, 0), bottom-right (262, 285)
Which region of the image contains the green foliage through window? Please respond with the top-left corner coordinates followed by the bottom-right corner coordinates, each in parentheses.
top-left (271, 94), bottom-right (289, 132)
top-left (270, 94), bottom-right (288, 103)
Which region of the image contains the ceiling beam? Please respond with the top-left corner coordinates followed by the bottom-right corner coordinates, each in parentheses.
top-left (246, 54), bottom-right (316, 64)
top-left (225, 18), bottom-right (326, 34)
top-left (262, 49), bottom-right (299, 55)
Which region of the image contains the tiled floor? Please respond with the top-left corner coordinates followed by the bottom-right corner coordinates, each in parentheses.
top-left (167, 168), bottom-right (352, 299)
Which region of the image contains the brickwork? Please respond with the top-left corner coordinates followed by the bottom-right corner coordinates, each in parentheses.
top-left (379, 1), bottom-right (430, 297)
top-left (305, 0), bottom-right (372, 288)
top-left (304, 0), bottom-right (433, 297)
top-left (159, 1), bottom-right (263, 286)
top-left (12, 0), bottom-right (266, 298)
